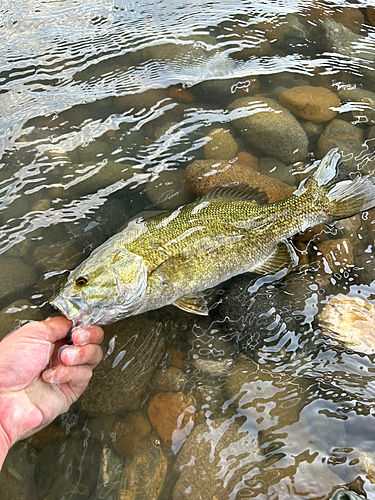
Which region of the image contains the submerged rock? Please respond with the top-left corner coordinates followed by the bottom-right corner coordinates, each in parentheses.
top-left (203, 128), bottom-right (238, 161)
top-left (0, 258), bottom-right (37, 308)
top-left (338, 88), bottom-right (375, 125)
top-left (150, 366), bottom-right (187, 392)
top-left (147, 392), bottom-right (195, 452)
top-left (81, 315), bottom-right (165, 415)
top-left (118, 435), bottom-right (167, 500)
top-left (0, 300), bottom-right (44, 341)
top-left (185, 159), bottom-right (294, 202)
top-left (112, 413), bottom-right (152, 456)
top-left (279, 85), bottom-right (340, 123)
top-left (172, 419), bottom-right (260, 500)
top-left (318, 294), bottom-right (375, 354)
top-left (228, 96), bottom-right (308, 163)
top-left (145, 169), bottom-right (195, 210)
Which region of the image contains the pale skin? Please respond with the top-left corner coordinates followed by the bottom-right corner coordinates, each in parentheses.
top-left (0, 316), bottom-right (103, 470)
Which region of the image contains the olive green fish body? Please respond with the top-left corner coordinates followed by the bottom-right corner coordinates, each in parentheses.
top-left (51, 149), bottom-right (375, 326)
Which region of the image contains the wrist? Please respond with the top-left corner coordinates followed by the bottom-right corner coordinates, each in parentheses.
top-left (0, 424), bottom-right (10, 470)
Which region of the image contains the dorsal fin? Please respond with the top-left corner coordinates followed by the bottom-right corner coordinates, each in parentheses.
top-left (199, 184), bottom-right (268, 204)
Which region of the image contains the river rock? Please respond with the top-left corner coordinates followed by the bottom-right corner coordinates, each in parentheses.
top-left (233, 151), bottom-right (259, 171)
top-left (89, 446), bottom-right (124, 500)
top-left (145, 168), bottom-right (195, 210)
top-left (314, 238), bottom-right (354, 274)
top-left (150, 366), bottom-right (187, 392)
top-left (118, 435), bottom-right (167, 500)
top-left (338, 88), bottom-right (375, 125)
top-left (228, 96), bottom-right (308, 163)
top-left (368, 7), bottom-right (375, 26)
top-left (0, 257), bottom-right (37, 307)
top-left (315, 19), bottom-right (374, 64)
top-left (147, 392), bottom-right (195, 452)
top-left (112, 413), bottom-right (151, 455)
top-left (258, 157), bottom-right (297, 186)
top-left (316, 119), bottom-right (364, 171)
top-left (63, 160), bottom-right (135, 197)
top-left (318, 294), bottom-right (375, 354)
top-left (80, 314), bottom-right (166, 415)
top-left (203, 128), bottom-right (238, 161)
top-left (212, 274), bottom-right (300, 353)
top-left (185, 159), bottom-right (294, 202)
top-left (279, 86), bottom-right (340, 123)
top-left (332, 7), bottom-right (364, 34)
top-left (0, 300), bottom-right (44, 341)
top-left (0, 443), bottom-right (39, 500)
top-left (172, 419), bottom-right (260, 500)
top-left (36, 435), bottom-right (102, 500)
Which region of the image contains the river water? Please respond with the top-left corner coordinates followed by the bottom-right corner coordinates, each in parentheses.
top-left (1, 1), bottom-right (375, 499)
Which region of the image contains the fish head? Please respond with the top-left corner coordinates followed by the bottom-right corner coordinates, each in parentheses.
top-left (51, 246), bottom-right (148, 327)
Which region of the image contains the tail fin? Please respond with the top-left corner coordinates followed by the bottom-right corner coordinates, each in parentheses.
top-left (302, 148), bottom-right (375, 220)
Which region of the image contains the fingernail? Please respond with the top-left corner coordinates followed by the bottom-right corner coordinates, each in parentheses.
top-left (63, 348), bottom-right (79, 364)
top-left (76, 328), bottom-right (90, 345)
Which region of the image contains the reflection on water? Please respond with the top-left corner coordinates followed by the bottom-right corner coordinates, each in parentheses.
top-left (1, 0), bottom-right (375, 499)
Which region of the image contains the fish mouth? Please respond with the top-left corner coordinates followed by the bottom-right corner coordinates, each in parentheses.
top-left (51, 295), bottom-right (86, 328)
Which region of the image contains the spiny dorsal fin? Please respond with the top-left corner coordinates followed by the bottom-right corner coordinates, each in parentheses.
top-left (173, 292), bottom-right (209, 315)
top-left (252, 240), bottom-right (299, 275)
top-left (199, 184), bottom-right (268, 204)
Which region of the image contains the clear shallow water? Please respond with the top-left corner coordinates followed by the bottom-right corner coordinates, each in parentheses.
top-left (1, 0), bottom-right (375, 499)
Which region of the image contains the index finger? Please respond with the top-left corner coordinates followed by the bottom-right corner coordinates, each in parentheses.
top-left (21, 316), bottom-right (73, 343)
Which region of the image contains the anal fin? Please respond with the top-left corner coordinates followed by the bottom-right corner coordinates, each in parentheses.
top-left (253, 240), bottom-right (299, 275)
top-left (173, 292), bottom-right (209, 315)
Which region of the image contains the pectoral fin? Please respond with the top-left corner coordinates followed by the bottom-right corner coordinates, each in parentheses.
top-left (253, 240), bottom-right (299, 275)
top-left (173, 292), bottom-right (209, 315)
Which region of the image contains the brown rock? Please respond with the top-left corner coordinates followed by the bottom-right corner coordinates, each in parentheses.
top-left (28, 424), bottom-right (65, 450)
top-left (315, 238), bottom-right (354, 274)
top-left (367, 6), bottom-right (375, 26)
top-left (170, 85), bottom-right (196, 103)
top-left (332, 7), bottom-right (364, 33)
top-left (231, 77), bottom-right (260, 97)
top-left (112, 413), bottom-right (151, 455)
top-left (318, 294), bottom-right (375, 354)
top-left (279, 86), bottom-right (340, 123)
top-left (203, 128), bottom-right (238, 161)
top-left (147, 392), bottom-right (195, 448)
top-left (185, 159), bottom-right (294, 202)
top-left (150, 366), bottom-right (187, 392)
top-left (167, 347), bottom-right (184, 368)
top-left (233, 151), bottom-right (259, 172)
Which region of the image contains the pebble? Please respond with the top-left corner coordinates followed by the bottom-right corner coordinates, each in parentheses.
top-left (0, 299), bottom-right (44, 341)
top-left (145, 168), bottom-right (196, 210)
top-left (150, 366), bottom-right (187, 392)
top-left (169, 85), bottom-right (196, 103)
top-left (338, 88), bottom-right (375, 125)
top-left (318, 294), bottom-right (375, 354)
top-left (203, 128), bottom-right (238, 161)
top-left (185, 159), bottom-right (294, 202)
top-left (279, 86), bottom-right (340, 123)
top-left (112, 413), bottom-right (151, 455)
top-left (147, 391), bottom-right (195, 450)
top-left (228, 96), bottom-right (308, 163)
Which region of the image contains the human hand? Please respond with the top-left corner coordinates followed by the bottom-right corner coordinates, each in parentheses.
top-left (0, 316), bottom-right (103, 464)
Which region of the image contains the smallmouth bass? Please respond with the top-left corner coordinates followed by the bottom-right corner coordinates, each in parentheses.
top-left (51, 149), bottom-right (375, 327)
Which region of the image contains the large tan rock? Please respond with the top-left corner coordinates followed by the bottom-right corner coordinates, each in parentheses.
top-left (279, 86), bottom-right (340, 123)
top-left (185, 159), bottom-right (294, 202)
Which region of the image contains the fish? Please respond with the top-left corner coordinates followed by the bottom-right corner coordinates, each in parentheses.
top-left (51, 149), bottom-right (375, 327)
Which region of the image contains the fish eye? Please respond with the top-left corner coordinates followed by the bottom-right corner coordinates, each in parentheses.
top-left (75, 276), bottom-right (88, 286)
